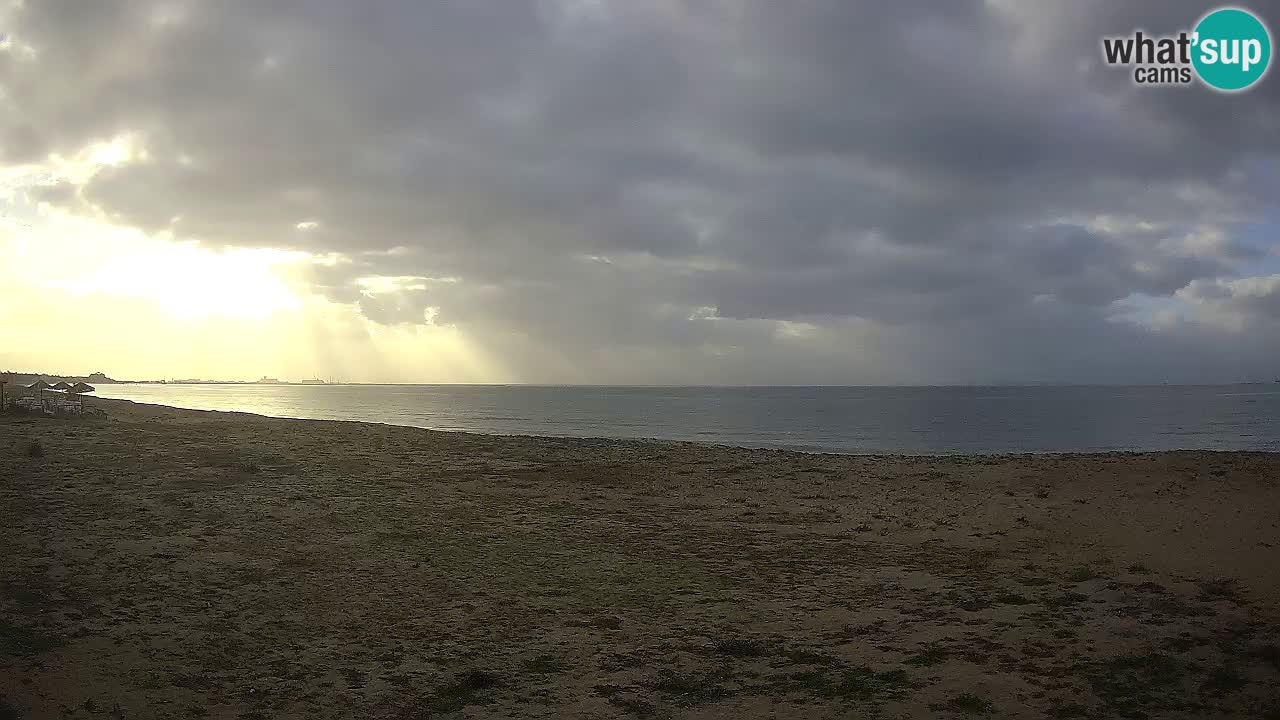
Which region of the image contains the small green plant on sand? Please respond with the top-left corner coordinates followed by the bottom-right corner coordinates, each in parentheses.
top-left (0, 695), bottom-right (19, 720)
top-left (1197, 578), bottom-right (1241, 602)
top-left (904, 646), bottom-right (948, 667)
top-left (1066, 564), bottom-right (1099, 582)
top-left (939, 692), bottom-right (994, 714)
top-left (425, 670), bottom-right (499, 714)
top-left (523, 654), bottom-right (563, 674)
top-left (714, 637), bottom-right (764, 658)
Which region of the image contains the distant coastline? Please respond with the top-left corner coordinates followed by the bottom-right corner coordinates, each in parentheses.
top-left (154, 377), bottom-right (333, 386)
top-left (0, 371), bottom-right (334, 386)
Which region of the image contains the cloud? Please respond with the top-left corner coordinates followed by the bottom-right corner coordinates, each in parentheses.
top-left (1180, 274), bottom-right (1280, 329)
top-left (2, 0), bottom-right (1279, 382)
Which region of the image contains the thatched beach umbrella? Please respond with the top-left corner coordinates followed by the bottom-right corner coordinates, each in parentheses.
top-left (69, 382), bottom-right (95, 416)
top-left (26, 380), bottom-right (52, 412)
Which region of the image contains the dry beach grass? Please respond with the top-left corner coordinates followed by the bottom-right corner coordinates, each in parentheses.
top-left (2, 399), bottom-right (1279, 718)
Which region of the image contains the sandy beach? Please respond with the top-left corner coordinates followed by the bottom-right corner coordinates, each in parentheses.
top-left (2, 399), bottom-right (1278, 719)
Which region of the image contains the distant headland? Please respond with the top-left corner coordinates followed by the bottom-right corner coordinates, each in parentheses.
top-left (0, 371), bottom-right (121, 386)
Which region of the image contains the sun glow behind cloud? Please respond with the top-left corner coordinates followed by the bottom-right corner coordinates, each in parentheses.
top-left (6, 211), bottom-right (301, 320)
top-left (0, 121), bottom-right (510, 383)
top-left (0, 207), bottom-right (507, 382)
top-left (0, 133), bottom-right (312, 323)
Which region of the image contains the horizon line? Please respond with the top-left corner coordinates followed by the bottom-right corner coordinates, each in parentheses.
top-left (4, 372), bottom-right (1278, 389)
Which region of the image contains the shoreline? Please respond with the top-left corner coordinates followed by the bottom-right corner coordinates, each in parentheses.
top-left (3, 399), bottom-right (1279, 718)
top-left (87, 395), bottom-right (1280, 458)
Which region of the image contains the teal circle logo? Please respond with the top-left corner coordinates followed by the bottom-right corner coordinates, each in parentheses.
top-left (1192, 7), bottom-right (1272, 91)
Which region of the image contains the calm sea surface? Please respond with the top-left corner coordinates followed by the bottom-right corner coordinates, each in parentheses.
top-left (91, 384), bottom-right (1280, 454)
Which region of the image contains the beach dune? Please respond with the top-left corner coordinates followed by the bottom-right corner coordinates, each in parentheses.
top-left (2, 399), bottom-right (1278, 718)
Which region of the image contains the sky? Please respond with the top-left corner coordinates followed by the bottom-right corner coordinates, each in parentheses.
top-left (1, 0), bottom-right (1278, 385)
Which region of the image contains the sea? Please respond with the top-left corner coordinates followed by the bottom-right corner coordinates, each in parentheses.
top-left (90, 383), bottom-right (1280, 454)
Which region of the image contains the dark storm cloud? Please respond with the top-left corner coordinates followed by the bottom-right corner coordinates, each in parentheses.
top-left (3, 0), bottom-right (1278, 382)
